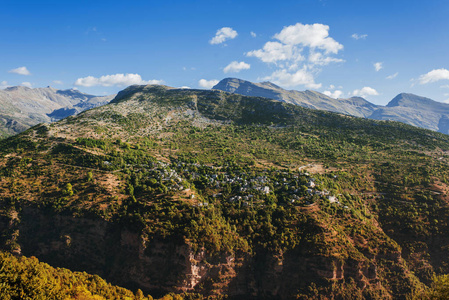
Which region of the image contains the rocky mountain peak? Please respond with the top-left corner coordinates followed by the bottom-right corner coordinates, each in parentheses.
top-left (386, 93), bottom-right (449, 113)
top-left (4, 86), bottom-right (31, 92)
top-left (387, 93), bottom-right (435, 108)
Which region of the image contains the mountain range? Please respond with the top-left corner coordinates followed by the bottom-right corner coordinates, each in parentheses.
top-left (1, 79), bottom-right (449, 139)
top-left (213, 78), bottom-right (449, 134)
top-left (0, 86), bottom-right (114, 138)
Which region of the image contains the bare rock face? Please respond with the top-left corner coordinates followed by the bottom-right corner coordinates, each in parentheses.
top-left (0, 86), bottom-right (114, 137)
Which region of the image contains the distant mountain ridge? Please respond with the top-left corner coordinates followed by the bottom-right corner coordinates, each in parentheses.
top-left (370, 93), bottom-right (449, 133)
top-left (213, 78), bottom-right (378, 118)
top-left (213, 78), bottom-right (449, 134)
top-left (0, 86), bottom-right (115, 137)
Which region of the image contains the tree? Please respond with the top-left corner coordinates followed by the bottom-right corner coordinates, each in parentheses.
top-left (87, 171), bottom-right (93, 182)
top-left (411, 274), bottom-right (449, 299)
top-left (62, 183), bottom-right (74, 197)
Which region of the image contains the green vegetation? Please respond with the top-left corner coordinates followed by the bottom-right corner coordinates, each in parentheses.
top-left (0, 250), bottom-right (211, 300)
top-left (0, 250), bottom-right (141, 299)
top-left (1, 86), bottom-right (449, 298)
top-left (411, 274), bottom-right (449, 299)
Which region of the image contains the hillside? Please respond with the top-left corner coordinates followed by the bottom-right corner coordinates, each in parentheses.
top-left (213, 78), bottom-right (449, 134)
top-left (0, 86), bottom-right (114, 138)
top-left (2, 85), bottom-right (449, 298)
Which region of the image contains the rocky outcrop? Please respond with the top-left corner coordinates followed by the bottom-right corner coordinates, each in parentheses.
top-left (0, 205), bottom-right (413, 299)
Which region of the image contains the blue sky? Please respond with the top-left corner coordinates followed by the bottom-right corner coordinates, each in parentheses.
top-left (1, 0), bottom-right (449, 105)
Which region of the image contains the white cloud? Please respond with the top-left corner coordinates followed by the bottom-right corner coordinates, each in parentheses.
top-left (247, 41), bottom-right (298, 63)
top-left (386, 72), bottom-right (398, 80)
top-left (264, 68), bottom-right (321, 89)
top-left (443, 94), bottom-right (449, 103)
top-left (374, 62), bottom-right (383, 72)
top-left (419, 68), bottom-right (449, 84)
top-left (250, 31), bottom-right (257, 37)
top-left (179, 86), bottom-right (191, 89)
top-left (323, 90), bottom-right (343, 98)
top-left (21, 82), bottom-right (32, 88)
top-left (327, 84), bottom-right (343, 91)
top-left (274, 23), bottom-right (343, 54)
top-left (351, 33), bottom-right (367, 40)
top-left (246, 23), bottom-right (343, 89)
top-left (74, 73), bottom-right (163, 87)
top-left (223, 61), bottom-right (251, 73)
top-left (352, 87), bottom-right (379, 98)
top-left (9, 66), bottom-right (31, 76)
top-left (183, 66), bottom-right (196, 71)
top-left (441, 85), bottom-right (449, 89)
top-left (0, 81), bottom-right (9, 89)
top-left (308, 51), bottom-right (344, 66)
top-left (327, 84), bottom-right (343, 90)
top-left (209, 27), bottom-right (238, 45)
top-left (53, 80), bottom-right (63, 85)
top-left (198, 79), bottom-right (219, 89)
top-left (86, 26), bottom-right (97, 34)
